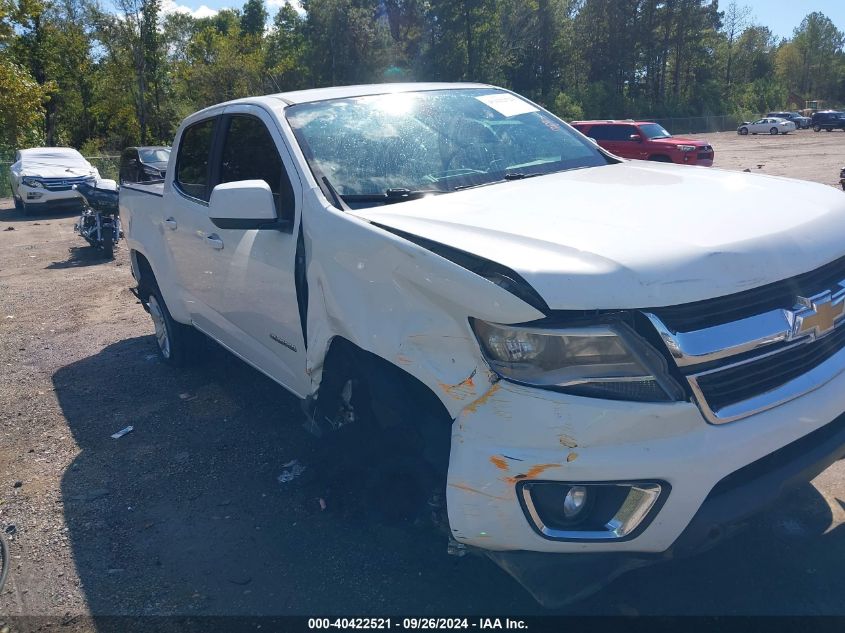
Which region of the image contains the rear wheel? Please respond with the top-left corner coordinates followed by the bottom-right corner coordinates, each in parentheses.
top-left (144, 285), bottom-right (196, 367)
top-left (814, 125), bottom-right (822, 132)
top-left (101, 225), bottom-right (114, 259)
top-left (738, 127), bottom-right (749, 135)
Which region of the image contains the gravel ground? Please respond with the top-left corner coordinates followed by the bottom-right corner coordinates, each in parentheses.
top-left (1, 130), bottom-right (845, 625)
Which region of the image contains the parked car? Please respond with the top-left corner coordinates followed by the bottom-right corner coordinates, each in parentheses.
top-left (840, 165), bottom-right (845, 190)
top-left (571, 120), bottom-right (714, 165)
top-left (766, 111), bottom-right (811, 129)
top-left (811, 111), bottom-right (845, 132)
top-left (119, 146), bottom-right (171, 184)
top-left (122, 83), bottom-right (845, 607)
top-left (9, 147), bottom-right (100, 215)
top-left (737, 117), bottom-right (796, 135)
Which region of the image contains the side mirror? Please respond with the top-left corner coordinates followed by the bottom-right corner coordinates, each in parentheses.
top-left (629, 134), bottom-right (643, 142)
top-left (208, 180), bottom-right (280, 230)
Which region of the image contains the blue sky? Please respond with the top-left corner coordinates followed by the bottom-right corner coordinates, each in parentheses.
top-left (158, 0), bottom-right (843, 41)
top-left (745, 0), bottom-right (845, 39)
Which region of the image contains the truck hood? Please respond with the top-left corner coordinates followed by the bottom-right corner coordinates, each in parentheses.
top-left (351, 162), bottom-right (845, 310)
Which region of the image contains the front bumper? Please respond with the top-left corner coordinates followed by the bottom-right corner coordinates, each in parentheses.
top-left (446, 359), bottom-right (845, 555)
top-left (482, 411), bottom-right (845, 607)
top-left (18, 184), bottom-right (85, 211)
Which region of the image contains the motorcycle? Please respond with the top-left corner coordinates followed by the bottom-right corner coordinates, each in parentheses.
top-left (73, 179), bottom-right (121, 258)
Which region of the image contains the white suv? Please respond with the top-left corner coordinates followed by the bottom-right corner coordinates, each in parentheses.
top-left (9, 147), bottom-right (100, 215)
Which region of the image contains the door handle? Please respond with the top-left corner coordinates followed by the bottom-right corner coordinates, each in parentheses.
top-left (164, 217), bottom-right (177, 230)
top-left (205, 234), bottom-right (224, 250)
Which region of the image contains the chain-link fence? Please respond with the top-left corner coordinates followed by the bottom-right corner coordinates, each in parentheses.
top-left (0, 155), bottom-right (120, 199)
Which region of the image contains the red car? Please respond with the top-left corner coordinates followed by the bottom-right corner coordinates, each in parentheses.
top-left (571, 120), bottom-right (714, 166)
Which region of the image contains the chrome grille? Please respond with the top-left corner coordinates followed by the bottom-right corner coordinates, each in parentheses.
top-left (646, 264), bottom-right (845, 424)
top-left (41, 176), bottom-right (90, 191)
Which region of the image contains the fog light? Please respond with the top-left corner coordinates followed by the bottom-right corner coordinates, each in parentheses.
top-left (563, 485), bottom-right (588, 519)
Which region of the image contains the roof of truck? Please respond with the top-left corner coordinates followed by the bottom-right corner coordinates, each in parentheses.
top-left (180, 83), bottom-right (499, 127)
top-left (268, 82), bottom-right (494, 105)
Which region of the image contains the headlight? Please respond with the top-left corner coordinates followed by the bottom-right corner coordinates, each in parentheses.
top-left (471, 319), bottom-right (684, 402)
top-left (676, 145), bottom-right (697, 152)
top-left (21, 177), bottom-right (43, 188)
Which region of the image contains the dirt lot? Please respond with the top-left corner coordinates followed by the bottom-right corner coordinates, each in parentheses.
top-left (1, 130), bottom-right (845, 625)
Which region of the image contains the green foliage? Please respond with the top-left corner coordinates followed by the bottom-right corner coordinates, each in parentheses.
top-left (1, 0), bottom-right (843, 155)
top-left (0, 58), bottom-right (49, 150)
top-left (551, 91), bottom-right (582, 121)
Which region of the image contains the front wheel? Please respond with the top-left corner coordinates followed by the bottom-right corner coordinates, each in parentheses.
top-left (814, 125), bottom-right (822, 132)
top-left (145, 286), bottom-right (196, 367)
top-left (770, 127), bottom-right (779, 135)
top-left (13, 196), bottom-right (22, 211)
top-left (738, 127), bottom-right (749, 135)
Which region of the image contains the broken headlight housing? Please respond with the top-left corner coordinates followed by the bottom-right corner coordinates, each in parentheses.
top-left (21, 177), bottom-right (43, 188)
top-left (471, 319), bottom-right (684, 402)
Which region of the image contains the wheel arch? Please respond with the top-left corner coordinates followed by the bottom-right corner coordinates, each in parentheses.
top-left (129, 248), bottom-right (191, 323)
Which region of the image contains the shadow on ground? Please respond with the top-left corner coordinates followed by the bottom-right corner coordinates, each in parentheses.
top-left (0, 204), bottom-right (80, 224)
top-left (46, 245), bottom-right (112, 269)
top-left (53, 334), bottom-right (845, 621)
top-left (53, 335), bottom-right (532, 618)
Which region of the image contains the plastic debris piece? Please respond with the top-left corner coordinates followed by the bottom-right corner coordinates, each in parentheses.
top-left (111, 425), bottom-right (134, 439)
top-left (318, 498), bottom-right (327, 511)
top-left (179, 392), bottom-right (197, 401)
top-left (447, 536), bottom-right (467, 557)
top-left (277, 459), bottom-right (306, 484)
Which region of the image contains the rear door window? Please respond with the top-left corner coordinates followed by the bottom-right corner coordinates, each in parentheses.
top-left (175, 118), bottom-right (217, 202)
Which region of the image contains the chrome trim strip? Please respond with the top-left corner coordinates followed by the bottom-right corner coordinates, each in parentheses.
top-left (688, 340), bottom-right (845, 424)
top-left (520, 483), bottom-right (662, 541)
top-left (645, 310), bottom-right (795, 368)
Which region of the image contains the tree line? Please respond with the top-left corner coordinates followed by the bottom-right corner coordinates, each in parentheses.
top-left (0, 0), bottom-right (843, 153)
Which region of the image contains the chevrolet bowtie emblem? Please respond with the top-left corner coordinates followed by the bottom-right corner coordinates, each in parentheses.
top-left (791, 290), bottom-right (845, 340)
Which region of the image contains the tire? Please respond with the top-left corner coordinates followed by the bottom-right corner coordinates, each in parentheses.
top-left (739, 127), bottom-right (749, 135)
top-left (814, 125), bottom-right (821, 132)
top-left (770, 127), bottom-right (778, 135)
top-left (144, 285), bottom-right (196, 367)
top-left (13, 196), bottom-right (22, 211)
top-left (101, 225), bottom-right (114, 259)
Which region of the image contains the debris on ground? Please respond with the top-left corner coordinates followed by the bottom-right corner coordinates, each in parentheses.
top-left (447, 537), bottom-right (467, 557)
top-left (12, 481), bottom-right (21, 489)
top-left (277, 459), bottom-right (306, 484)
top-left (110, 425), bottom-right (134, 439)
top-left (4, 525), bottom-right (16, 535)
top-left (179, 392), bottom-right (197, 401)
top-left (3, 227), bottom-right (13, 231)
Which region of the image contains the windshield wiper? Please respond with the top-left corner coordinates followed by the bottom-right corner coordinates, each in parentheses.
top-left (454, 172), bottom-right (543, 191)
top-left (341, 188), bottom-right (442, 205)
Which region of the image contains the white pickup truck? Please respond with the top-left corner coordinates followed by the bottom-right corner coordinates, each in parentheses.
top-left (121, 83), bottom-right (845, 605)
